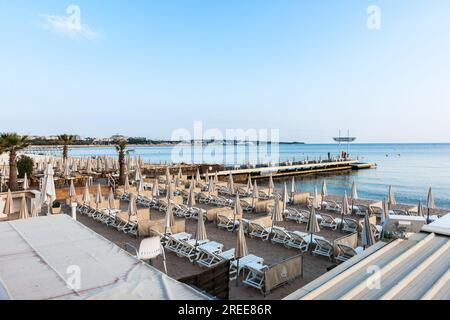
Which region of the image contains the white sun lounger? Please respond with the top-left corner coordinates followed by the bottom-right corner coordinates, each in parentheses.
top-left (248, 222), bottom-right (276, 241)
top-left (319, 214), bottom-right (340, 230)
top-left (270, 227), bottom-right (292, 246)
top-left (285, 232), bottom-right (309, 252)
top-left (217, 215), bottom-right (239, 231)
top-left (335, 244), bottom-right (364, 263)
top-left (342, 217), bottom-right (359, 233)
top-left (230, 254), bottom-right (264, 280)
top-left (242, 261), bottom-right (269, 293)
top-left (312, 238), bottom-right (334, 261)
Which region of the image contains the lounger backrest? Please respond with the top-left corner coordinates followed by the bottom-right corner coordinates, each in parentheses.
top-left (344, 218), bottom-right (358, 227)
top-left (250, 222), bottom-right (265, 232)
top-left (321, 214), bottom-right (333, 222)
top-left (138, 237), bottom-right (164, 260)
top-left (316, 238), bottom-right (333, 250)
top-left (337, 244), bottom-right (357, 257)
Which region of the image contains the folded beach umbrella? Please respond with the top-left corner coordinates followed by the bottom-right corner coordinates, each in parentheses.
top-left (361, 212), bottom-right (375, 248)
top-left (381, 197), bottom-right (389, 225)
top-left (252, 180), bottom-right (259, 207)
top-left (152, 178), bottom-right (160, 198)
top-left (135, 165), bottom-right (142, 182)
top-left (313, 187), bottom-right (319, 208)
top-left (128, 193), bottom-right (137, 219)
top-left (417, 200), bottom-right (424, 217)
top-left (166, 181), bottom-right (174, 201)
top-left (82, 181), bottom-right (91, 205)
top-left (208, 178), bottom-right (215, 194)
top-left (188, 181), bottom-right (196, 207)
top-left (136, 179), bottom-right (143, 195)
top-left (351, 181), bottom-right (358, 200)
top-left (227, 172), bottom-right (234, 194)
top-left (124, 175), bottom-right (130, 192)
top-left (339, 191), bottom-right (350, 231)
top-left (72, 160), bottom-right (78, 173)
top-left (291, 176), bottom-right (297, 196)
top-left (246, 175), bottom-right (252, 192)
top-left (19, 196), bottom-right (29, 220)
top-left (40, 164), bottom-right (56, 215)
top-left (164, 203), bottom-right (175, 234)
top-left (214, 172), bottom-right (219, 184)
top-left (205, 169), bottom-right (209, 184)
top-left (236, 220), bottom-right (248, 259)
top-left (426, 187), bottom-right (435, 223)
top-left (272, 196), bottom-right (284, 223)
top-left (64, 161), bottom-right (71, 178)
top-left (306, 207), bottom-right (320, 247)
top-left (108, 188), bottom-right (116, 210)
top-left (165, 167), bottom-right (171, 184)
top-left (30, 199), bottom-right (39, 218)
top-left (68, 179), bottom-right (77, 203)
top-left (177, 168), bottom-right (183, 181)
top-left (282, 182), bottom-right (289, 212)
top-left (268, 174), bottom-right (275, 194)
top-left (86, 160), bottom-right (92, 174)
top-left (388, 186), bottom-right (396, 206)
top-left (95, 184), bottom-right (103, 209)
top-left (235, 218), bottom-right (249, 286)
top-left (195, 168), bottom-right (201, 184)
top-left (195, 210), bottom-right (207, 242)
top-left (233, 192), bottom-right (243, 219)
top-left (321, 180), bottom-right (328, 198)
top-left (23, 173), bottom-right (29, 190)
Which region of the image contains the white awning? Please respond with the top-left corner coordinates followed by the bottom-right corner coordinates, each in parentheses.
top-left (0, 215), bottom-right (210, 300)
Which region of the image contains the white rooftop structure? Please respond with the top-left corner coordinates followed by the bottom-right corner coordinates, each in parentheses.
top-left (285, 216), bottom-right (450, 300)
top-left (0, 215), bottom-right (210, 300)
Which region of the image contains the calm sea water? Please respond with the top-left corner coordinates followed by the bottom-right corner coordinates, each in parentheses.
top-left (68, 144), bottom-right (450, 209)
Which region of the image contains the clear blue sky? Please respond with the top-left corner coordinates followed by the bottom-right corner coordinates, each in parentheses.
top-left (1, 0), bottom-right (450, 142)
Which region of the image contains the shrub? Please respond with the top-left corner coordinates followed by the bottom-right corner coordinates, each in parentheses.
top-left (52, 201), bottom-right (61, 208)
top-left (17, 155), bottom-right (34, 178)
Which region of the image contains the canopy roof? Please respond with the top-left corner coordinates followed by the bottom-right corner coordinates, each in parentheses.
top-left (0, 215), bottom-right (210, 300)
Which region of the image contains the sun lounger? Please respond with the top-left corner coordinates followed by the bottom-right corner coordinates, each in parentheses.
top-left (286, 232), bottom-right (309, 252)
top-left (217, 248), bottom-right (235, 261)
top-left (248, 222), bottom-right (275, 241)
top-left (240, 198), bottom-right (256, 213)
top-left (319, 214), bottom-right (339, 230)
top-left (196, 242), bottom-right (225, 268)
top-left (177, 239), bottom-right (211, 262)
top-left (270, 227), bottom-right (292, 246)
top-left (335, 244), bottom-right (364, 263)
top-left (216, 214), bottom-right (239, 231)
top-left (242, 261), bottom-right (269, 293)
top-left (312, 238), bottom-right (334, 261)
top-left (230, 254), bottom-right (264, 280)
top-left (323, 200), bottom-right (342, 213)
top-left (284, 208), bottom-right (308, 224)
top-left (342, 217), bottom-right (359, 233)
top-left (164, 232), bottom-right (192, 253)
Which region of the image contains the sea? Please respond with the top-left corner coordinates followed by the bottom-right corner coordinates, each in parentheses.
top-left (67, 143), bottom-right (450, 209)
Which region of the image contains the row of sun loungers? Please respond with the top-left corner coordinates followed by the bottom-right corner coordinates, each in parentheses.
top-left (161, 232), bottom-right (267, 281)
top-left (77, 202), bottom-right (139, 236)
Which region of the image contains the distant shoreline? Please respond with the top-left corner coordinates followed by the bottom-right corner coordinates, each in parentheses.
top-left (27, 142), bottom-right (307, 149)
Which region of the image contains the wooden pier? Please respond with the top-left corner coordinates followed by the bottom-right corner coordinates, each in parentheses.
top-left (214, 160), bottom-right (376, 183)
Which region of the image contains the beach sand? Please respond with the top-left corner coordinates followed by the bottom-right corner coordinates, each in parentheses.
top-left (74, 202), bottom-right (349, 300)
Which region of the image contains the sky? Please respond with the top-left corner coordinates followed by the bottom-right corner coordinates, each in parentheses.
top-left (1, 0), bottom-right (450, 143)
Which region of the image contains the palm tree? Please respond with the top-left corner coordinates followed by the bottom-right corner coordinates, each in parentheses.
top-left (0, 133), bottom-right (30, 191)
top-left (115, 139), bottom-right (127, 185)
top-left (57, 134), bottom-right (75, 162)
